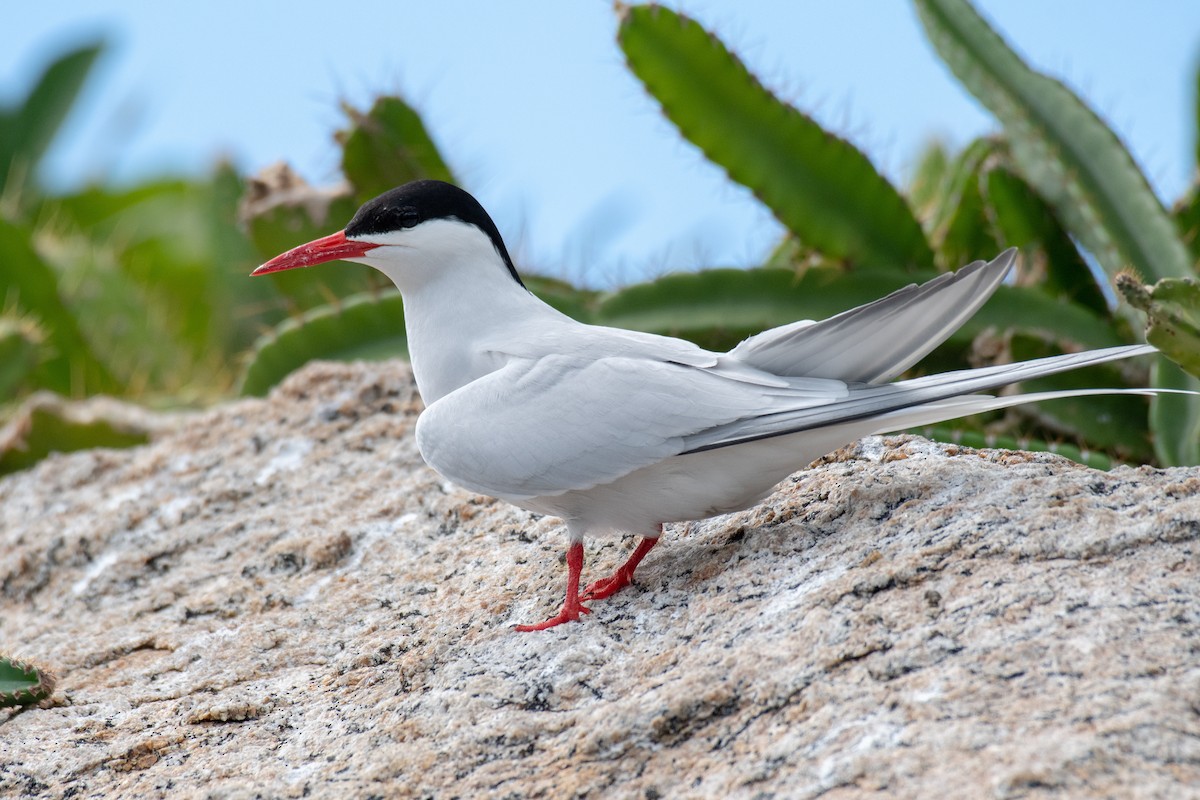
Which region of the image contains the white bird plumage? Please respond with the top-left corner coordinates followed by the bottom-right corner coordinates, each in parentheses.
top-left (253, 180), bottom-right (1160, 631)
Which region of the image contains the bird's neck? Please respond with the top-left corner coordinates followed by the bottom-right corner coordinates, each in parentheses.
top-left (390, 259), bottom-right (560, 405)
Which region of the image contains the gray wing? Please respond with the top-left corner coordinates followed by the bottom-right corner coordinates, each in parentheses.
top-left (415, 354), bottom-right (848, 501)
top-left (728, 249), bottom-right (1015, 383)
top-left (682, 344), bottom-right (1155, 453)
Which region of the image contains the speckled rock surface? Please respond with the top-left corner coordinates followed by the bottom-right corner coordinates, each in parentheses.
top-left (2, 360), bottom-right (1198, 799)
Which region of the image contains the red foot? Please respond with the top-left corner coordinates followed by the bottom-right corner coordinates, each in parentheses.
top-left (582, 535), bottom-right (659, 601)
top-left (515, 534), bottom-right (663, 631)
top-left (513, 601), bottom-right (591, 631)
top-left (515, 541), bottom-right (590, 631)
top-left (581, 573), bottom-right (628, 601)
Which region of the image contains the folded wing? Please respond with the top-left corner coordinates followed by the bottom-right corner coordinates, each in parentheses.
top-left (415, 354), bottom-right (848, 500)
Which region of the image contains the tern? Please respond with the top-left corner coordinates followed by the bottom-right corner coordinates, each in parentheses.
top-left (254, 179), bottom-right (1158, 631)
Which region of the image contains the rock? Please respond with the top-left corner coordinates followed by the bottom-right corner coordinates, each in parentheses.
top-left (1, 360), bottom-right (1197, 798)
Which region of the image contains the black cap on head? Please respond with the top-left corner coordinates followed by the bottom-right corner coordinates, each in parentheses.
top-left (344, 180), bottom-right (524, 288)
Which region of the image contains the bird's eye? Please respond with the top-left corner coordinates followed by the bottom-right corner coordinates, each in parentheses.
top-left (397, 207), bottom-right (420, 229)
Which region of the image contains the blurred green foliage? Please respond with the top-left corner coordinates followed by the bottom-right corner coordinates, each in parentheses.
top-left (3, 0), bottom-right (1200, 475)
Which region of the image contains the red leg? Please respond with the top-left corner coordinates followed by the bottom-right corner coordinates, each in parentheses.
top-left (514, 541), bottom-right (591, 631)
top-left (582, 532), bottom-right (660, 601)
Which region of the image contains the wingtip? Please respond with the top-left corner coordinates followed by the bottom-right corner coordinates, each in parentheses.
top-left (953, 247), bottom-right (1017, 282)
top-left (993, 247), bottom-right (1018, 274)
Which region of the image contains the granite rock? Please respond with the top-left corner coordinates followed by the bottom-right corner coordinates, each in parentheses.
top-left (1, 360), bottom-right (1198, 798)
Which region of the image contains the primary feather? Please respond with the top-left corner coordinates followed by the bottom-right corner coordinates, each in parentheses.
top-left (730, 250), bottom-right (1014, 382)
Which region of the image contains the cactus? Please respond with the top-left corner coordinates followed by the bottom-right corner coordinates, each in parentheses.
top-left (924, 137), bottom-right (1004, 271)
top-left (1117, 274), bottom-right (1200, 465)
top-left (913, 0), bottom-right (1200, 465)
top-left (983, 166), bottom-right (1108, 314)
top-left (0, 655), bottom-right (56, 708)
top-left (618, 4), bottom-right (933, 271)
top-left (1117, 275), bottom-right (1200, 380)
top-left (0, 393), bottom-right (156, 476)
top-left (339, 97), bottom-right (455, 203)
top-left (914, 0), bottom-right (1192, 286)
top-left (0, 219), bottom-right (118, 397)
top-left (238, 290), bottom-right (410, 397)
top-left (0, 313), bottom-right (44, 401)
top-left (0, 41), bottom-right (102, 196)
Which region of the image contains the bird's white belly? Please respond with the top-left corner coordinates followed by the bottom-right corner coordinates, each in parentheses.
top-left (512, 422), bottom-right (874, 537)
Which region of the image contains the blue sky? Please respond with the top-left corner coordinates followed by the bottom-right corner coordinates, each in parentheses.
top-left (6, 2), bottom-right (1199, 286)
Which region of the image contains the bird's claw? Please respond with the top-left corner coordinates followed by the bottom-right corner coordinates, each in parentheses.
top-left (581, 571), bottom-right (633, 601)
top-left (514, 600), bottom-right (592, 631)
